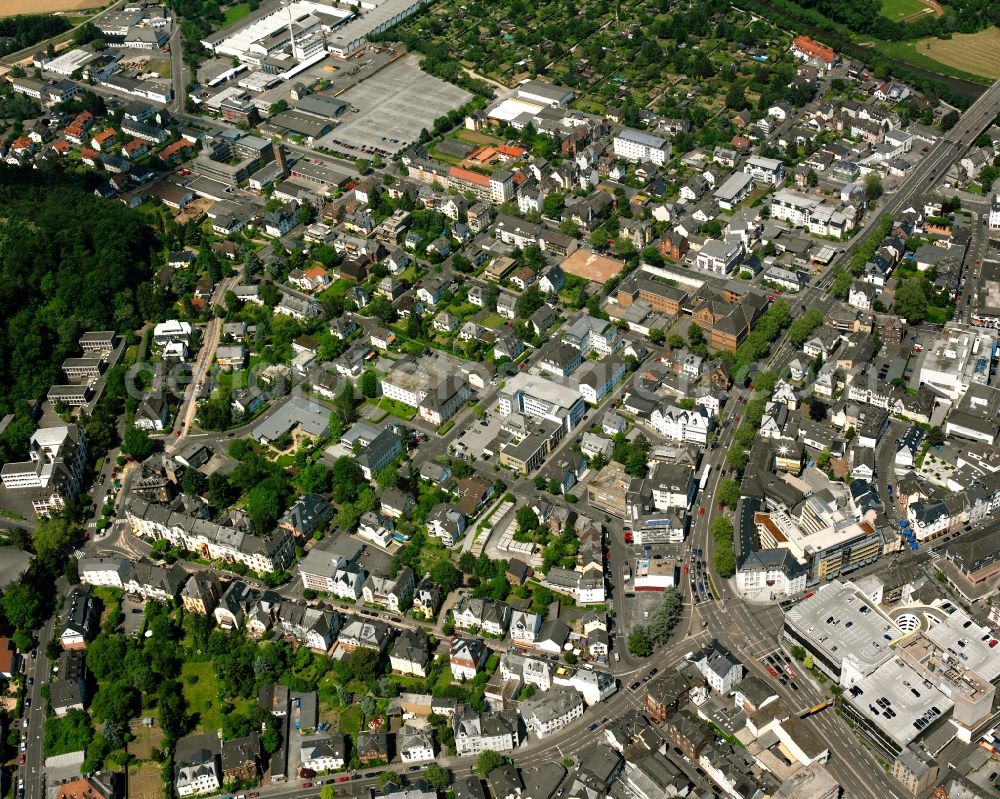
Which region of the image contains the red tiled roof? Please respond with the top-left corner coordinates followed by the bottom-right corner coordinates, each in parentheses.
top-left (448, 165), bottom-right (490, 188)
top-left (0, 638), bottom-right (15, 673)
top-left (498, 144), bottom-right (527, 157)
top-left (792, 35), bottom-right (835, 64)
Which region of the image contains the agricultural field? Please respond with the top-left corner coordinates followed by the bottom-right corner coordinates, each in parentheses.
top-left (877, 34), bottom-right (999, 82)
top-left (913, 28), bottom-right (1000, 79)
top-left (0, 0), bottom-right (99, 15)
top-left (126, 764), bottom-right (165, 799)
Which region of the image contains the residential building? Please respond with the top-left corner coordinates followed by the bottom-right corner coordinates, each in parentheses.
top-left (613, 129), bottom-right (670, 165)
top-left (521, 688), bottom-right (585, 738)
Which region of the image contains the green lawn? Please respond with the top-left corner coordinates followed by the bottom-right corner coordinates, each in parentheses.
top-left (437, 419), bottom-right (455, 435)
top-left (181, 661), bottom-right (222, 733)
top-left (320, 278), bottom-right (356, 300)
top-left (880, 0), bottom-right (929, 21)
top-left (369, 397), bottom-right (417, 420)
top-left (338, 704), bottom-right (364, 733)
top-left (479, 312), bottom-right (505, 330)
top-left (223, 2), bottom-right (253, 24)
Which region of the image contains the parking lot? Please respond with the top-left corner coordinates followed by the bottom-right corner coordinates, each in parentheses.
top-left (122, 597), bottom-right (147, 637)
top-left (453, 410), bottom-right (503, 459)
top-left (317, 54), bottom-right (472, 157)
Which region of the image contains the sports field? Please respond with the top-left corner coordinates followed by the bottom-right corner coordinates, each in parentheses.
top-left (881, 0), bottom-right (926, 20)
top-left (915, 28), bottom-right (1000, 79)
top-left (0, 0), bottom-right (99, 15)
top-left (881, 0), bottom-right (944, 21)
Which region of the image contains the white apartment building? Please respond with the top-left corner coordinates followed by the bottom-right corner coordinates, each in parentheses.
top-left (398, 726), bottom-right (435, 762)
top-left (520, 688), bottom-right (585, 738)
top-left (299, 736), bottom-right (345, 772)
top-left (989, 192), bottom-right (1000, 230)
top-left (744, 155), bottom-right (784, 184)
top-left (695, 238), bottom-right (743, 274)
top-left (695, 645), bottom-right (744, 694)
top-left (0, 425), bottom-right (88, 517)
top-left (175, 759), bottom-right (220, 797)
top-left (453, 710), bottom-right (521, 756)
top-left (770, 189), bottom-right (854, 237)
top-left (649, 404), bottom-right (712, 445)
top-left (499, 372), bottom-right (586, 435)
top-left (613, 128), bottom-right (670, 165)
top-left (125, 498), bottom-right (294, 574)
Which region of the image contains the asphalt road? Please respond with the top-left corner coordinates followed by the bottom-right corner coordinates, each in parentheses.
top-left (19, 615), bottom-right (56, 799)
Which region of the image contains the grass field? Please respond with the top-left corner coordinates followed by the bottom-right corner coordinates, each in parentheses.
top-left (181, 661), bottom-right (221, 733)
top-left (877, 39), bottom-right (993, 83)
top-left (223, 2), bottom-right (253, 24)
top-left (144, 57), bottom-right (170, 79)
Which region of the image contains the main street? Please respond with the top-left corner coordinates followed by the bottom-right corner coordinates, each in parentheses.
top-left (20, 614), bottom-right (57, 799)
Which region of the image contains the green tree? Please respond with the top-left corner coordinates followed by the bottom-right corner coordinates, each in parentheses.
top-left (347, 647), bottom-right (382, 684)
top-left (894, 277), bottom-right (929, 324)
top-left (790, 645), bottom-right (807, 661)
top-left (688, 323), bottom-right (705, 349)
top-left (717, 479), bottom-right (741, 508)
top-left (121, 426), bottom-right (155, 458)
top-left (430, 560), bottom-right (461, 593)
top-left (628, 631), bottom-right (652, 657)
top-left (476, 750), bottom-right (504, 775)
top-left (376, 772), bottom-right (400, 788)
top-left (423, 764), bottom-right (452, 790)
top-left (359, 370), bottom-right (378, 398)
top-left (1, 583), bottom-right (41, 631)
top-left (321, 785), bottom-right (337, 799)
top-left (515, 506), bottom-right (539, 534)
top-left (32, 515), bottom-right (76, 566)
top-left (863, 172), bottom-right (883, 202)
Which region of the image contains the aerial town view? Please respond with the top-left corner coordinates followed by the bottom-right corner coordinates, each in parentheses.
top-left (2, 0), bottom-right (1000, 797)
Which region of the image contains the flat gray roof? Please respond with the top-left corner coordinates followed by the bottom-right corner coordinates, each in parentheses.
top-left (843, 656), bottom-right (952, 750)
top-left (784, 579), bottom-right (903, 674)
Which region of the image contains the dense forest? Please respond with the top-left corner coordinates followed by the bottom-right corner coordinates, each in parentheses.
top-left (0, 167), bottom-right (157, 418)
top-left (0, 14), bottom-right (70, 58)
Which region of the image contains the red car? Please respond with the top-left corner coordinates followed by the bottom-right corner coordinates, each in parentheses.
top-left (699, 507), bottom-right (705, 516)
top-left (767, 666), bottom-right (778, 677)
top-left (683, 565), bottom-right (689, 574)
top-left (338, 776), bottom-right (350, 783)
top-left (19, 754), bottom-right (25, 764)
top-left (302, 783), bottom-right (313, 789)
